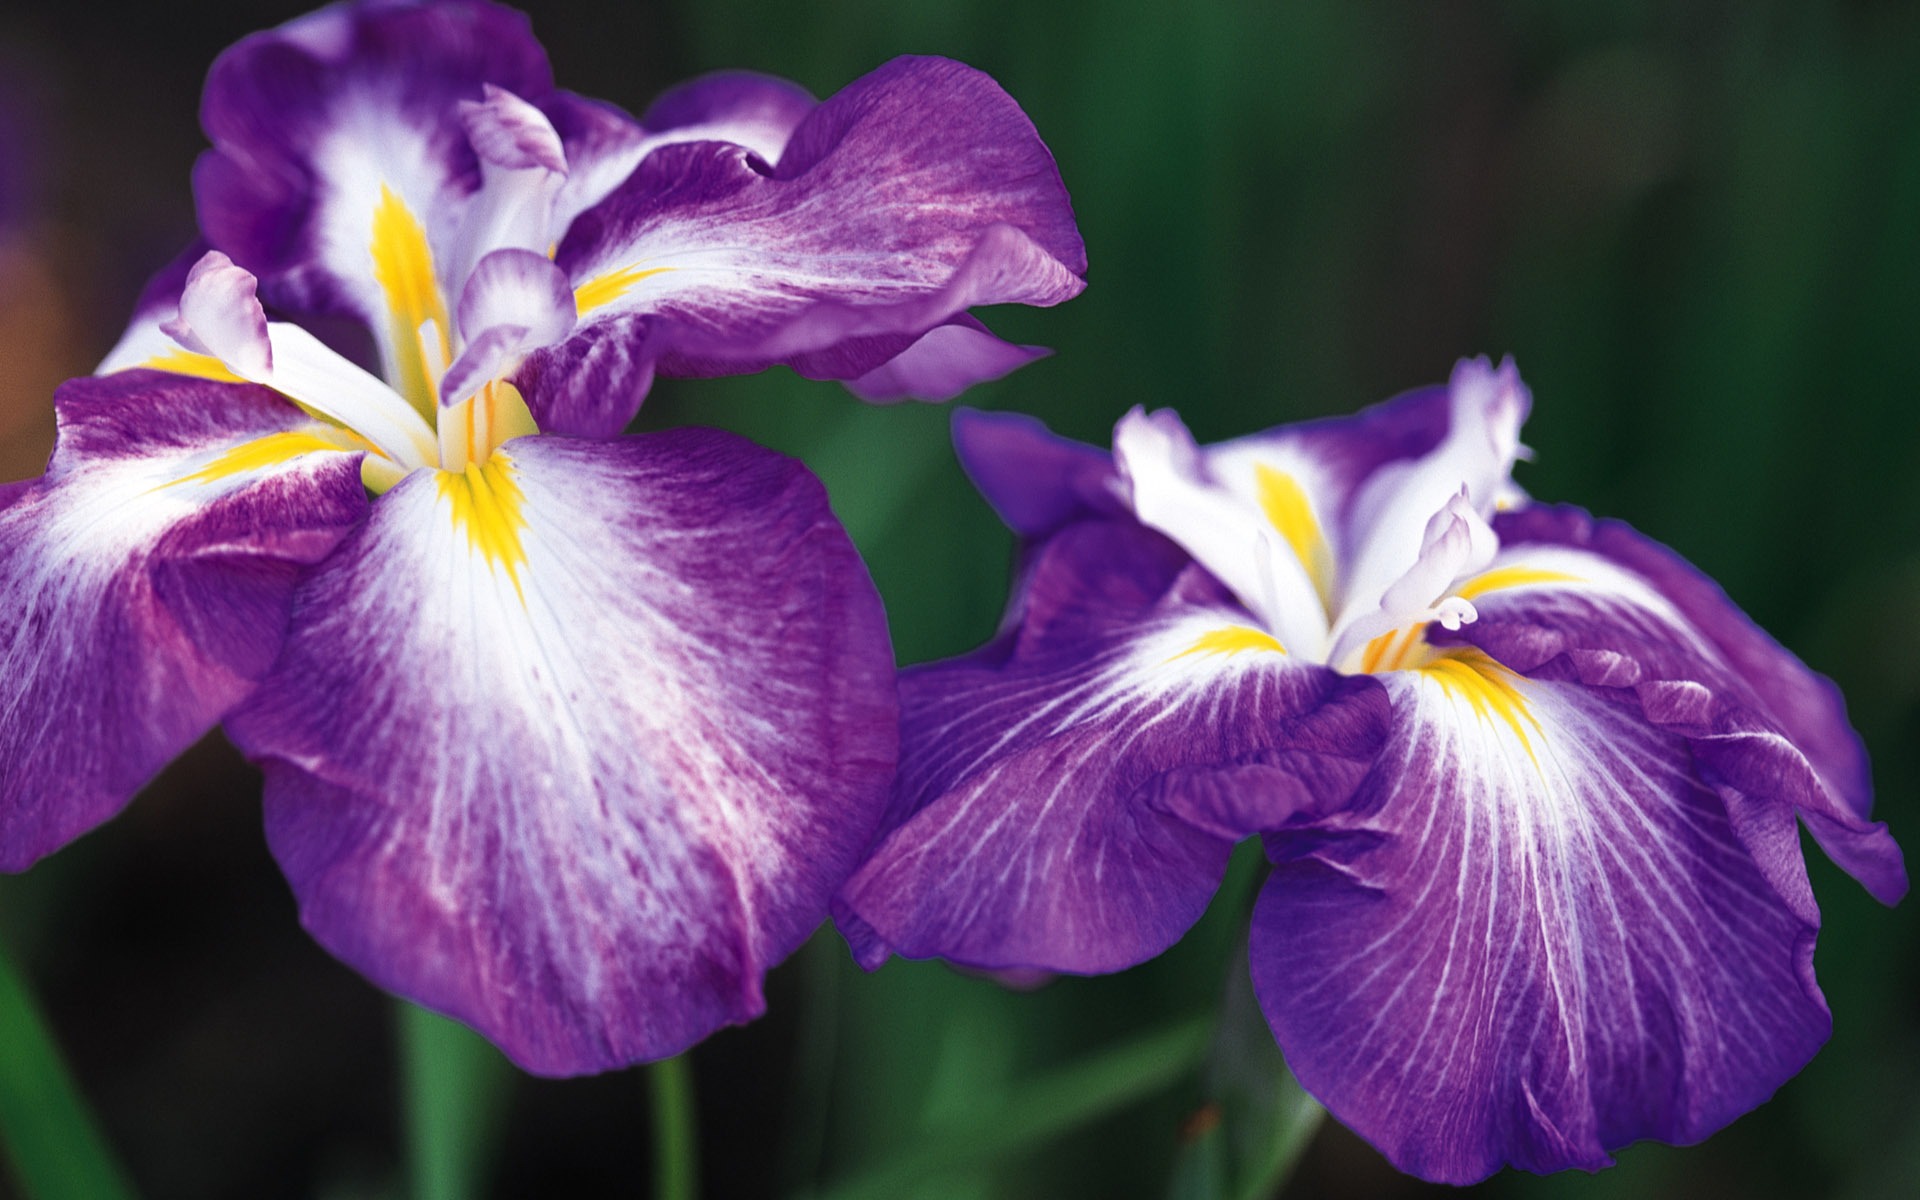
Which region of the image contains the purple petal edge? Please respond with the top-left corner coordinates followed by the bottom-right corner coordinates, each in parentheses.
top-left (0, 371), bottom-right (365, 870)
top-left (228, 429), bottom-right (896, 1074)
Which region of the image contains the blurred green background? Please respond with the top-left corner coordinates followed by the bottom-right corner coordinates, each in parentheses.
top-left (0, 0), bottom-right (1914, 1196)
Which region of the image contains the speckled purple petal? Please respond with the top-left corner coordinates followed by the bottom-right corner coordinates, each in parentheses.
top-left (838, 517), bottom-right (1388, 973)
top-left (0, 371), bottom-right (367, 871)
top-left (192, 0), bottom-right (553, 320)
top-left (1252, 659), bottom-right (1845, 1184)
top-left (527, 56), bottom-right (1086, 435)
top-left (223, 430), bottom-right (896, 1074)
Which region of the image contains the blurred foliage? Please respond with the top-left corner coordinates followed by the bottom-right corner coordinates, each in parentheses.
top-left (0, 0), bottom-right (1915, 1197)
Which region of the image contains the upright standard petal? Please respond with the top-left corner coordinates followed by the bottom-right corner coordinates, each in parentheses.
top-left (225, 431), bottom-right (896, 1074)
top-left (531, 56), bottom-right (1087, 436)
top-left (193, 0), bottom-right (553, 376)
top-left (1, 371), bottom-right (367, 870)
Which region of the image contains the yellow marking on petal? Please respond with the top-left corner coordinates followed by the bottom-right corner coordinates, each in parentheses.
top-left (1455, 566), bottom-right (1580, 601)
top-left (1254, 465), bottom-right (1332, 605)
top-left (573, 264), bottom-right (675, 315)
top-left (438, 451), bottom-right (530, 603)
top-left (1416, 649), bottom-right (1543, 767)
top-left (370, 184), bottom-right (450, 413)
top-left (139, 349), bottom-right (245, 383)
top-left (1359, 624), bottom-right (1434, 675)
top-left (168, 430), bottom-right (346, 488)
top-left (1359, 628), bottom-right (1398, 675)
top-left (1172, 625), bottom-right (1286, 661)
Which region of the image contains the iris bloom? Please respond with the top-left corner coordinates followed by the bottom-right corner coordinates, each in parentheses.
top-left (838, 359), bottom-right (1906, 1180)
top-left (0, 0), bottom-right (1084, 1074)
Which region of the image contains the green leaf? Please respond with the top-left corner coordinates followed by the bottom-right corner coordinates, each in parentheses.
top-left (814, 1016), bottom-right (1212, 1200)
top-left (0, 939), bottom-right (138, 1200)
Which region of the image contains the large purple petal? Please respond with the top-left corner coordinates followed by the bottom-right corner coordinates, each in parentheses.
top-left (838, 517), bottom-right (1389, 973)
top-left (193, 0), bottom-right (553, 321)
top-left (223, 430), bottom-right (896, 1074)
top-left (0, 371), bottom-right (367, 870)
top-left (529, 56), bottom-right (1086, 435)
top-left (1439, 509), bottom-right (1904, 907)
top-left (1483, 504), bottom-right (1875, 820)
top-left (1253, 660), bottom-right (1840, 1183)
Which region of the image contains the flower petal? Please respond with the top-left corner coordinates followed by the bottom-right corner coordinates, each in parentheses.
top-left (844, 317), bottom-right (1050, 404)
top-left (1337, 357), bottom-right (1530, 626)
top-left (164, 253), bottom-right (436, 469)
top-left (0, 371), bottom-right (367, 870)
top-left (949, 407), bottom-right (1126, 539)
top-left (530, 56), bottom-right (1086, 435)
top-left (1253, 661), bottom-right (1840, 1183)
top-left (1115, 407), bottom-right (1330, 656)
top-left (455, 246), bottom-right (575, 350)
top-left (1445, 507), bottom-right (1905, 907)
top-left (96, 242), bottom-right (235, 378)
top-left (192, 0), bottom-right (553, 381)
top-left (544, 72), bottom-right (818, 235)
top-left (838, 518), bottom-right (1388, 973)
top-left (445, 85), bottom-right (568, 287)
top-left (223, 430), bottom-right (896, 1074)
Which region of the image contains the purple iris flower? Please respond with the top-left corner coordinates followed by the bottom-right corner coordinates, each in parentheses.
top-left (0, 0), bottom-right (1083, 1075)
top-left (837, 358), bottom-right (1907, 1181)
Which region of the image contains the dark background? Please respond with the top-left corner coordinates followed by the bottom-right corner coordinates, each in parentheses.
top-left (0, 1), bottom-right (1914, 1196)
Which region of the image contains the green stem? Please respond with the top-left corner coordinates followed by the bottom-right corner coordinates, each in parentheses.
top-left (0, 940), bottom-right (137, 1200)
top-left (399, 1003), bottom-right (510, 1200)
top-left (648, 1054), bottom-right (699, 1200)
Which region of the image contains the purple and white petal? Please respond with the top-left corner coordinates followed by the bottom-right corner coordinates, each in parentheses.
top-left (543, 72), bottom-right (817, 235)
top-left (528, 56), bottom-right (1086, 435)
top-left (1480, 504), bottom-right (1877, 824)
top-left (0, 371), bottom-right (367, 871)
top-left (224, 430), bottom-right (896, 1075)
top-left (163, 252), bottom-right (436, 469)
top-left (193, 0), bottom-right (552, 355)
top-left (455, 247), bottom-right (575, 351)
top-left (446, 85), bottom-right (568, 288)
top-left (1253, 658), bottom-right (1842, 1183)
top-left (438, 247), bottom-right (576, 406)
top-left (839, 518), bottom-right (1389, 973)
top-left (1337, 357), bottom-right (1530, 623)
top-left (162, 250), bottom-right (274, 376)
top-left (1114, 407), bottom-right (1329, 656)
top-left (1439, 510), bottom-right (1906, 906)
top-left (95, 241), bottom-right (239, 379)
